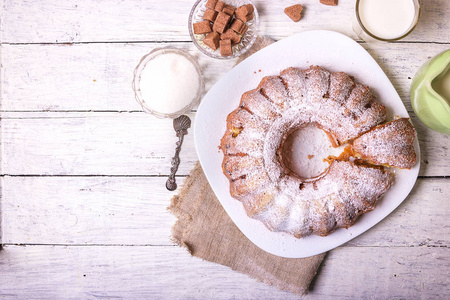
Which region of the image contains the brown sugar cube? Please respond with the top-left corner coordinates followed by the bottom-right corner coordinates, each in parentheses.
top-left (203, 32), bottom-right (220, 50)
top-left (230, 18), bottom-right (245, 34)
top-left (220, 28), bottom-right (241, 44)
top-left (222, 4), bottom-right (236, 16)
top-left (246, 4), bottom-right (255, 14)
top-left (239, 23), bottom-right (248, 36)
top-left (205, 0), bottom-right (218, 10)
top-left (203, 8), bottom-right (218, 22)
top-left (212, 21), bottom-right (227, 33)
top-left (320, 0), bottom-right (338, 6)
top-left (231, 19), bottom-right (248, 36)
top-left (220, 39), bottom-right (233, 57)
top-left (193, 20), bottom-right (212, 34)
top-left (284, 4), bottom-right (303, 22)
top-left (236, 4), bottom-right (254, 15)
top-left (215, 12), bottom-right (231, 25)
top-left (214, 0), bottom-right (225, 12)
top-left (235, 10), bottom-right (254, 23)
top-left (235, 8), bottom-right (246, 19)
top-left (240, 12), bottom-right (254, 22)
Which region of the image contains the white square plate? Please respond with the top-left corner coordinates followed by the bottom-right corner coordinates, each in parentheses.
top-left (194, 30), bottom-right (420, 258)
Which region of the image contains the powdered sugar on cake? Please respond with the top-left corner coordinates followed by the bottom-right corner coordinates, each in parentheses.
top-left (219, 65), bottom-right (416, 238)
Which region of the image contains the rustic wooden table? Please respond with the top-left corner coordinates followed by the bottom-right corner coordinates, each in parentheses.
top-left (0, 0), bottom-right (449, 298)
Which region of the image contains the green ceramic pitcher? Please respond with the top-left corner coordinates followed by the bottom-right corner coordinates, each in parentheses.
top-left (410, 49), bottom-right (450, 134)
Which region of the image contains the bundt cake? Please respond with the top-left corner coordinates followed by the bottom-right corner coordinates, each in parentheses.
top-left (220, 65), bottom-right (417, 238)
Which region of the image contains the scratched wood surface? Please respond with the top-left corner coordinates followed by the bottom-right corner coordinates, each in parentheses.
top-left (0, 0), bottom-right (449, 299)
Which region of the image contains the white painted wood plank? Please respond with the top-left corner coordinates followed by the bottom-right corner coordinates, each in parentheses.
top-left (2, 177), bottom-right (449, 247)
top-left (1, 112), bottom-right (449, 177)
top-left (0, 42), bottom-right (235, 112)
top-left (1, 112), bottom-right (199, 176)
top-left (1, 0), bottom-right (449, 44)
top-left (311, 246), bottom-right (449, 299)
top-left (2, 42), bottom-right (450, 112)
top-left (1, 176), bottom-right (178, 245)
top-left (0, 245), bottom-right (447, 299)
top-left (0, 245), bottom-right (298, 299)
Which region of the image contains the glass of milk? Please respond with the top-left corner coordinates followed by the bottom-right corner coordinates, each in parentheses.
top-left (353, 0), bottom-right (420, 41)
top-left (133, 48), bottom-right (205, 118)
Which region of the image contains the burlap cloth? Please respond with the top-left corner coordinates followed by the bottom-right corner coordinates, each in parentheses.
top-left (168, 37), bottom-right (326, 295)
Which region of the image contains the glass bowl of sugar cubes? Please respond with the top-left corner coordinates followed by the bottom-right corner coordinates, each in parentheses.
top-left (189, 0), bottom-right (259, 59)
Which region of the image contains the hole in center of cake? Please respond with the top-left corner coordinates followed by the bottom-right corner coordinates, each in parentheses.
top-left (280, 124), bottom-right (345, 180)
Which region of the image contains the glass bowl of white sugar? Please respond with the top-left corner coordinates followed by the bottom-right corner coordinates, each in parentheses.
top-left (132, 48), bottom-right (205, 118)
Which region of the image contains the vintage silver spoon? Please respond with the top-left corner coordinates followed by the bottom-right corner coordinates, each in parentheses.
top-left (166, 115), bottom-right (191, 191)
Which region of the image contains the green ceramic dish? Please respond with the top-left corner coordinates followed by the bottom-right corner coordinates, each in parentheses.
top-left (410, 49), bottom-right (450, 134)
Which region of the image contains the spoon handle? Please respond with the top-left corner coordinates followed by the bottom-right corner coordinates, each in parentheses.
top-left (166, 115), bottom-right (191, 191)
top-left (166, 131), bottom-right (185, 191)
